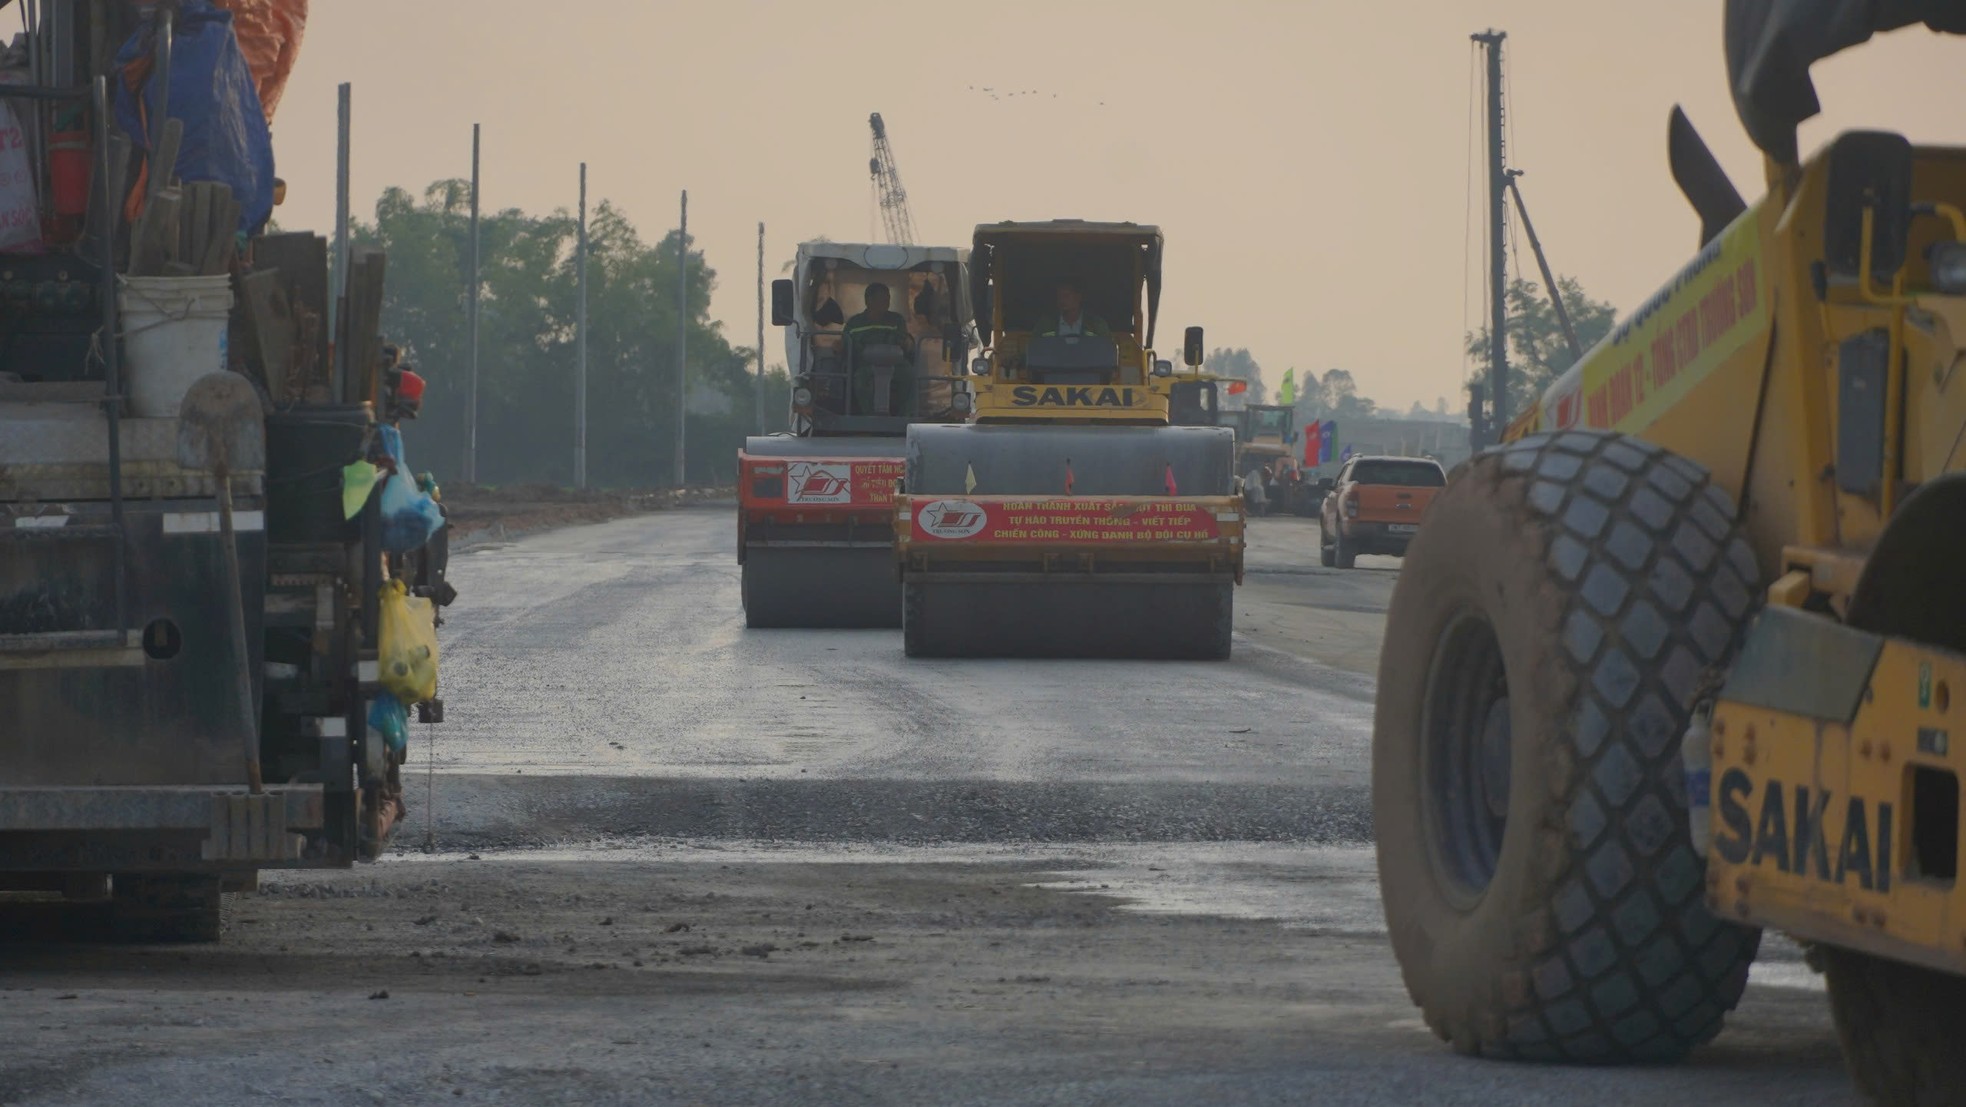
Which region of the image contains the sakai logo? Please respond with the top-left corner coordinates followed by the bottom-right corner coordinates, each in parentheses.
top-left (1010, 385), bottom-right (1138, 408)
top-left (786, 462), bottom-right (851, 504)
top-left (918, 499), bottom-right (989, 539)
top-left (1714, 769), bottom-right (1894, 891)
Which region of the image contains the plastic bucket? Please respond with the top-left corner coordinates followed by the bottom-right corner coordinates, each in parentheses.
top-left (119, 274), bottom-right (234, 418)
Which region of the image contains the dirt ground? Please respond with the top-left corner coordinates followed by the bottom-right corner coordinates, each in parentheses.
top-left (440, 484), bottom-right (732, 546)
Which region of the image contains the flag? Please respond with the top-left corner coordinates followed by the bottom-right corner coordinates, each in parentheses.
top-left (1321, 421), bottom-right (1337, 464)
top-left (964, 464), bottom-right (977, 494)
top-left (1279, 368), bottom-right (1296, 406)
top-left (1225, 380), bottom-right (1248, 396)
top-left (1341, 444), bottom-right (1354, 462)
top-left (1164, 463), bottom-right (1178, 496)
top-left (1303, 423), bottom-right (1322, 467)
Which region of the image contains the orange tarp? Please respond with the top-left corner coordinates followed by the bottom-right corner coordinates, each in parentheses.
top-left (211, 0), bottom-right (308, 123)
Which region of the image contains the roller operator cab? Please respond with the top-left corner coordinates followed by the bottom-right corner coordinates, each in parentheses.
top-left (892, 221), bottom-right (1243, 659)
top-left (1374, 5), bottom-right (1966, 1103)
top-left (736, 241), bottom-right (972, 628)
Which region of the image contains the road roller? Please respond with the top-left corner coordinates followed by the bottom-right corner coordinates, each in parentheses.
top-left (737, 241), bottom-right (975, 628)
top-left (893, 221), bottom-right (1243, 659)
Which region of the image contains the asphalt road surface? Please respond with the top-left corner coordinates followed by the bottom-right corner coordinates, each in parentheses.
top-left (1, 508), bottom-right (1854, 1106)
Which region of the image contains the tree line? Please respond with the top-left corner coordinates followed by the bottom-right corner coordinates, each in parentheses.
top-left (355, 181), bottom-right (790, 489)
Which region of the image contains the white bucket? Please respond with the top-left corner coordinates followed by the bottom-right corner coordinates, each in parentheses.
top-left (119, 274), bottom-right (234, 418)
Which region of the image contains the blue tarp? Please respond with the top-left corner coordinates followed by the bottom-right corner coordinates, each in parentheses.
top-left (114, 0), bottom-right (274, 234)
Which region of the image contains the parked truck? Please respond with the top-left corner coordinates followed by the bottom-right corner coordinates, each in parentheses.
top-left (1375, 5), bottom-right (1966, 1102)
top-left (1, 1), bottom-right (447, 941)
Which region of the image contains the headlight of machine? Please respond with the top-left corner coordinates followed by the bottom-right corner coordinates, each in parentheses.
top-left (1930, 241), bottom-right (1966, 295)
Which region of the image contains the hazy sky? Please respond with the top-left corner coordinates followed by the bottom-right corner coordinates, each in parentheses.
top-left (264, 2), bottom-right (1966, 413)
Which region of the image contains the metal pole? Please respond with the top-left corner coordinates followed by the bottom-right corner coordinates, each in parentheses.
top-left (575, 162), bottom-right (589, 489)
top-left (1473, 30), bottom-right (1509, 439)
top-left (465, 123), bottom-right (480, 483)
top-left (675, 189), bottom-right (687, 487)
top-left (331, 82), bottom-right (350, 391)
top-left (1505, 170), bottom-right (1583, 364)
top-left (755, 221), bottom-right (765, 434)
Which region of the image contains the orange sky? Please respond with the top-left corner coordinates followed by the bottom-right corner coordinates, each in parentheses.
top-left (264, 2), bottom-right (1966, 414)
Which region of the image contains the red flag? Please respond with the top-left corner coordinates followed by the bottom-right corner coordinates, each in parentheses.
top-left (1303, 422), bottom-right (1323, 466)
top-left (1164, 463), bottom-right (1178, 496)
top-left (1064, 460), bottom-right (1074, 494)
top-left (1226, 380), bottom-right (1249, 396)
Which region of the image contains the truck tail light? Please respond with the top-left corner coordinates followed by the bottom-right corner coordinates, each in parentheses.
top-left (1344, 492), bottom-right (1359, 519)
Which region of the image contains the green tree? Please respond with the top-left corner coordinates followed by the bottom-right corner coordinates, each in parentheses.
top-left (1204, 347), bottom-right (1264, 406)
top-left (1465, 275), bottom-right (1617, 419)
top-left (355, 181), bottom-right (772, 488)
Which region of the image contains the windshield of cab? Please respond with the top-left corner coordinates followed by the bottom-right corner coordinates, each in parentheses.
top-left (1251, 408), bottom-right (1290, 437)
top-left (804, 264), bottom-right (956, 350)
top-left (1352, 459), bottom-right (1446, 487)
top-left (994, 241), bottom-right (1143, 337)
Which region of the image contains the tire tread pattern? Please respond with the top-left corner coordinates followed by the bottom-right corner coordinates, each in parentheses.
top-left (1463, 431), bottom-right (1762, 1063)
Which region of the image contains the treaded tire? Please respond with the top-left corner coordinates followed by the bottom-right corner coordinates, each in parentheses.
top-left (1335, 526), bottom-right (1356, 569)
top-left (1320, 524), bottom-right (1337, 568)
top-left (1375, 430), bottom-right (1762, 1062)
top-left (902, 582), bottom-right (934, 658)
top-left (1823, 947), bottom-right (1966, 1105)
top-left (108, 874), bottom-right (224, 943)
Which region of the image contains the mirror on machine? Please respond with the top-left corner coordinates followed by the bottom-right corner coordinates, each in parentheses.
top-left (770, 279), bottom-right (796, 327)
top-left (1183, 326), bottom-right (1204, 368)
top-left (1822, 131), bottom-right (1913, 287)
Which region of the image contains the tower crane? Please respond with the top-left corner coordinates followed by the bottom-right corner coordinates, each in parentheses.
top-left (868, 113), bottom-right (919, 246)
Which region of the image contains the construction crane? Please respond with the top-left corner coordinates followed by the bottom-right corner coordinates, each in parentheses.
top-left (868, 112), bottom-right (919, 246)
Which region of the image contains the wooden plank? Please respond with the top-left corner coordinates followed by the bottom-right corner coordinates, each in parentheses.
top-left (201, 191), bottom-right (238, 276)
top-left (129, 185), bottom-right (182, 276)
top-left (340, 247), bottom-right (387, 404)
top-left (251, 233), bottom-right (330, 393)
top-left (149, 118), bottom-right (182, 195)
top-left (235, 268), bottom-right (294, 402)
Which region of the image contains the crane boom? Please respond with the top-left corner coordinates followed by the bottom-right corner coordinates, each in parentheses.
top-left (868, 112), bottom-right (919, 246)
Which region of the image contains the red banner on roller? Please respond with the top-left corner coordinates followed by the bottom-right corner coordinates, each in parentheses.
top-left (907, 498), bottom-right (1226, 544)
top-left (742, 456), bottom-right (904, 506)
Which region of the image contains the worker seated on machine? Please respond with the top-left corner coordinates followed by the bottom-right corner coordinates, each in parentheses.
top-left (843, 282), bottom-right (915, 415)
top-left (1023, 278), bottom-right (1118, 385)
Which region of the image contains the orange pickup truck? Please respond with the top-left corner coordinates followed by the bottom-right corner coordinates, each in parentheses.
top-left (1318, 455), bottom-right (1446, 568)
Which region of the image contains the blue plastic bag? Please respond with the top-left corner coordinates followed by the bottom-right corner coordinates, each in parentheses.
top-left (114, 1), bottom-right (275, 234)
top-left (366, 694), bottom-right (409, 756)
top-left (376, 425), bottom-right (445, 553)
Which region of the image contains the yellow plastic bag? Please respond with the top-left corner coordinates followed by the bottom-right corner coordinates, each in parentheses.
top-left (378, 579), bottom-right (438, 704)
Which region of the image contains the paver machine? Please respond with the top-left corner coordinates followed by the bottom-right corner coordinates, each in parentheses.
top-left (893, 220), bottom-right (1240, 659)
top-left (1374, 5), bottom-right (1966, 1102)
top-left (736, 241), bottom-right (972, 627)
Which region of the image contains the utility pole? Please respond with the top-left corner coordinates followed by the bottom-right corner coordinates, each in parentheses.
top-left (575, 163), bottom-right (589, 489)
top-left (331, 83), bottom-right (349, 392)
top-left (675, 190), bottom-right (688, 487)
top-left (1473, 29), bottom-right (1509, 448)
top-left (755, 221), bottom-right (766, 435)
top-left (465, 123), bottom-right (480, 484)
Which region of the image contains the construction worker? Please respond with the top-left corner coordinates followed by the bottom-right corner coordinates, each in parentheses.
top-left (1032, 278), bottom-right (1111, 338)
top-left (843, 282), bottom-right (914, 414)
top-left (1243, 461), bottom-right (1269, 515)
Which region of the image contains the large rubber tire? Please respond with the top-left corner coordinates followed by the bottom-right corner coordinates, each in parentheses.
top-left (1334, 525), bottom-right (1357, 569)
top-left (903, 579), bottom-right (1232, 660)
top-left (1822, 947), bottom-right (1966, 1106)
top-left (742, 547), bottom-right (901, 629)
top-left (108, 874), bottom-right (224, 943)
top-left (1375, 430), bottom-right (1762, 1062)
top-left (1320, 523), bottom-right (1337, 568)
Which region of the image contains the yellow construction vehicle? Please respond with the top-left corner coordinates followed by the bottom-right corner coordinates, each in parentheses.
top-left (892, 221), bottom-right (1243, 658)
top-left (1374, 6), bottom-right (1966, 1102)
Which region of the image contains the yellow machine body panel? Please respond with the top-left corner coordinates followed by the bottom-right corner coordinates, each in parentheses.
top-left (1507, 128), bottom-right (1966, 968)
top-left (1709, 613), bottom-right (1966, 975)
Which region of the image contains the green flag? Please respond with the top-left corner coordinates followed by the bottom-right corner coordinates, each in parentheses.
top-left (1279, 368), bottom-right (1296, 406)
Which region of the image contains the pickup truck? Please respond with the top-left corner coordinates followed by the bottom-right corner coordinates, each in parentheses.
top-left (1318, 456), bottom-right (1445, 568)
